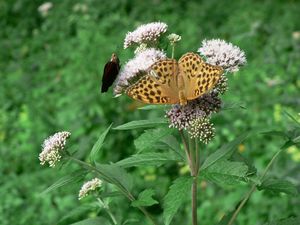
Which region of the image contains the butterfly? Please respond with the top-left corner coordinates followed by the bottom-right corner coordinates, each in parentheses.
top-left (101, 53), bottom-right (120, 93)
top-left (125, 52), bottom-right (223, 105)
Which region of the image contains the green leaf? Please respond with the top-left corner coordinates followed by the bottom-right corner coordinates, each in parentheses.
top-left (264, 216), bottom-right (300, 225)
top-left (201, 133), bottom-right (249, 170)
top-left (113, 118), bottom-right (168, 130)
top-left (116, 152), bottom-right (181, 168)
top-left (89, 123), bottom-right (112, 161)
top-left (95, 163), bottom-right (133, 192)
top-left (138, 105), bottom-right (168, 110)
top-left (131, 189), bottom-right (158, 207)
top-left (41, 170), bottom-right (86, 195)
top-left (135, 128), bottom-right (173, 152)
top-left (70, 217), bottom-right (110, 225)
top-left (163, 176), bottom-right (193, 225)
top-left (258, 178), bottom-right (298, 196)
top-left (160, 135), bottom-right (185, 159)
top-left (216, 211), bottom-right (234, 225)
top-left (202, 160), bottom-right (248, 185)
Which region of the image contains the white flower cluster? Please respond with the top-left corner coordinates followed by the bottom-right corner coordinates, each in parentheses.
top-left (39, 131), bottom-right (71, 167)
top-left (78, 178), bottom-right (102, 200)
top-left (198, 39), bottom-right (246, 72)
top-left (167, 33), bottom-right (182, 44)
top-left (38, 2), bottom-right (53, 17)
top-left (114, 48), bottom-right (166, 95)
top-left (188, 117), bottom-right (215, 144)
top-left (124, 22), bottom-right (168, 49)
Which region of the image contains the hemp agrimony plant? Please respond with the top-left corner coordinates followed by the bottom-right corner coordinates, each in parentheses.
top-left (39, 22), bottom-right (299, 225)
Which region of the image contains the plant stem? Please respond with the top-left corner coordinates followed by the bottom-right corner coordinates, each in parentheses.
top-left (97, 198), bottom-right (118, 225)
top-left (192, 176), bottom-right (198, 225)
top-left (227, 148), bottom-right (285, 225)
top-left (68, 156), bottom-right (158, 225)
top-left (171, 44), bottom-right (175, 59)
top-left (179, 130), bottom-right (192, 168)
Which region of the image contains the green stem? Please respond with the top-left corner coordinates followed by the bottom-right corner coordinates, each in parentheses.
top-left (68, 156), bottom-right (158, 225)
top-left (227, 148), bottom-right (285, 225)
top-left (179, 130), bottom-right (193, 169)
top-left (171, 44), bottom-right (175, 59)
top-left (97, 198), bottom-right (118, 225)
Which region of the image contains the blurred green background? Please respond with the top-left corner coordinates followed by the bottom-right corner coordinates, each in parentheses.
top-left (0, 0), bottom-right (299, 224)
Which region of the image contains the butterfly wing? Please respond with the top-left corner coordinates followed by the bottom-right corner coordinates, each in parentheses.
top-left (125, 59), bottom-right (180, 104)
top-left (178, 52), bottom-right (223, 100)
top-left (101, 61), bottom-right (120, 93)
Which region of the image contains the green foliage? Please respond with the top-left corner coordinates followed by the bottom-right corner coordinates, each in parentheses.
top-left (113, 119), bottom-right (168, 130)
top-left (116, 152), bottom-right (182, 168)
top-left (258, 178), bottom-right (298, 196)
top-left (134, 128), bottom-right (174, 152)
top-left (163, 176), bottom-right (193, 225)
top-left (1, 0), bottom-right (300, 224)
top-left (201, 133), bottom-right (249, 170)
top-left (202, 160), bottom-right (249, 186)
top-left (264, 217), bottom-right (300, 225)
top-left (89, 124), bottom-right (112, 162)
top-left (131, 189), bottom-right (158, 207)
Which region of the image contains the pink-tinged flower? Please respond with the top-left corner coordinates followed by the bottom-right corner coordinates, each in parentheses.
top-left (165, 93), bottom-right (221, 130)
top-left (39, 131), bottom-right (71, 167)
top-left (124, 22), bottom-right (168, 49)
top-left (78, 178), bottom-right (102, 200)
top-left (114, 48), bottom-right (166, 95)
top-left (198, 39), bottom-right (246, 72)
top-left (38, 2), bottom-right (53, 17)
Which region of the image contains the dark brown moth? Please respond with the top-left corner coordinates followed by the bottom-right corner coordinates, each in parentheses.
top-left (101, 53), bottom-right (120, 93)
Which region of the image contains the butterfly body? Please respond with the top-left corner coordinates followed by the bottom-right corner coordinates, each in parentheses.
top-left (125, 52), bottom-right (223, 105)
top-left (101, 53), bottom-right (120, 93)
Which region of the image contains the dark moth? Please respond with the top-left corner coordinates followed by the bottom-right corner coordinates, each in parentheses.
top-left (101, 53), bottom-right (120, 93)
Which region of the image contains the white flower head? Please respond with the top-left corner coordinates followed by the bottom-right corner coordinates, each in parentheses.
top-left (124, 22), bottom-right (168, 49)
top-left (167, 33), bottom-right (182, 44)
top-left (39, 131), bottom-right (71, 167)
top-left (114, 48), bottom-right (166, 95)
top-left (198, 39), bottom-right (246, 72)
top-left (78, 178), bottom-right (102, 200)
top-left (188, 117), bottom-right (215, 144)
top-left (38, 2), bottom-right (53, 17)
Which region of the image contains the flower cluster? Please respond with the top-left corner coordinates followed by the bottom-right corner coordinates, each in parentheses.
top-left (39, 131), bottom-right (71, 167)
top-left (198, 39), bottom-right (246, 72)
top-left (167, 33), bottom-right (182, 44)
top-left (114, 48), bottom-right (166, 95)
top-left (188, 117), bottom-right (215, 144)
top-left (38, 2), bottom-right (53, 17)
top-left (124, 22), bottom-right (168, 49)
top-left (78, 178), bottom-right (102, 200)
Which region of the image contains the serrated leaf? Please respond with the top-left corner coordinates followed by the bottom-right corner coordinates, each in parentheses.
top-left (116, 152), bottom-right (181, 168)
top-left (160, 135), bottom-right (185, 159)
top-left (70, 217), bottom-right (110, 225)
top-left (202, 160), bottom-right (248, 185)
top-left (135, 128), bottom-right (173, 152)
top-left (95, 163), bottom-right (133, 192)
top-left (89, 124), bottom-right (112, 161)
top-left (201, 133), bottom-right (249, 170)
top-left (41, 170), bottom-right (86, 195)
top-left (163, 176), bottom-right (193, 225)
top-left (258, 178), bottom-right (298, 195)
top-left (264, 216), bottom-right (300, 225)
top-left (113, 118), bottom-right (168, 130)
top-left (131, 189), bottom-right (158, 207)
